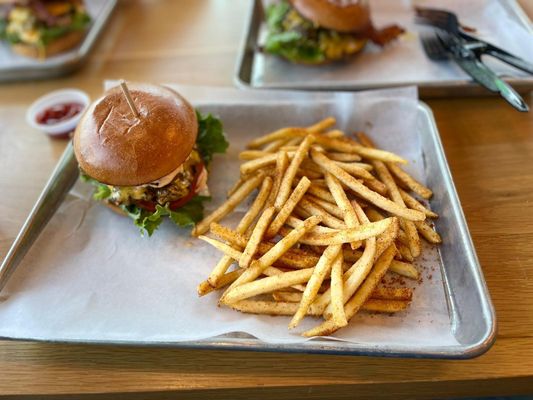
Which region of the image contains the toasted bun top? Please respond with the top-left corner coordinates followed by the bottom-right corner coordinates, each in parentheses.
top-left (73, 83), bottom-right (198, 186)
top-left (290, 0), bottom-right (371, 33)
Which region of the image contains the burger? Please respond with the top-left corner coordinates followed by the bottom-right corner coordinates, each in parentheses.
top-left (264, 0), bottom-right (404, 64)
top-left (73, 82), bottom-right (228, 236)
top-left (0, 0), bottom-right (90, 59)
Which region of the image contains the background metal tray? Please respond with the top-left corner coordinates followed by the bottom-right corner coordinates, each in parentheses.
top-left (235, 0), bottom-right (533, 97)
top-left (0, 86), bottom-right (496, 358)
top-left (0, 0), bottom-right (116, 83)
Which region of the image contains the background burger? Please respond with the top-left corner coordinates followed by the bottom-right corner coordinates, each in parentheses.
top-left (264, 0), bottom-right (404, 64)
top-left (0, 0), bottom-right (90, 58)
top-left (74, 82), bottom-right (228, 236)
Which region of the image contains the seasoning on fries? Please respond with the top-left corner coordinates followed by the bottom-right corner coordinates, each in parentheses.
top-left (194, 117), bottom-right (441, 337)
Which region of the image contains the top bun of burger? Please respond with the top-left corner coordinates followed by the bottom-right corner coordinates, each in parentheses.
top-left (73, 83), bottom-right (198, 186)
top-left (289, 0), bottom-right (372, 33)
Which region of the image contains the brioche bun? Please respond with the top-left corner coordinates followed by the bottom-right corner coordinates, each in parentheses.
top-left (12, 30), bottom-right (85, 59)
top-left (290, 0), bottom-right (372, 33)
top-left (73, 83), bottom-right (198, 186)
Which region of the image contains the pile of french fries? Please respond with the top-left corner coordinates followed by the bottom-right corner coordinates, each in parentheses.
top-left (192, 117), bottom-right (441, 337)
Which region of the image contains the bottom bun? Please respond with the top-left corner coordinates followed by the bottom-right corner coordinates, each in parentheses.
top-left (12, 30), bottom-right (85, 59)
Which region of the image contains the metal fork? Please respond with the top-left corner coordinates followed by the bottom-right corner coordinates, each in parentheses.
top-left (415, 7), bottom-right (461, 34)
top-left (420, 32), bottom-right (449, 61)
top-left (415, 7), bottom-right (533, 75)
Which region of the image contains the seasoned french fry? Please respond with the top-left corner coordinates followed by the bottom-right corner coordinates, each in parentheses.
top-left (303, 245), bottom-right (396, 337)
top-left (239, 207), bottom-right (276, 269)
top-left (193, 172), bottom-right (264, 236)
top-left (363, 299), bottom-right (410, 313)
top-left (265, 151), bottom-right (289, 208)
top-left (229, 300), bottom-right (323, 316)
top-left (414, 220), bottom-right (442, 244)
top-left (199, 236), bottom-right (243, 261)
top-left (333, 162), bottom-right (375, 180)
top-left (275, 135), bottom-right (315, 209)
top-left (240, 152), bottom-right (293, 175)
top-left (327, 152), bottom-right (362, 162)
top-left (399, 189), bottom-right (438, 218)
top-left (295, 167), bottom-right (322, 180)
top-left (371, 287), bottom-right (413, 301)
top-left (266, 176), bottom-right (310, 239)
top-left (389, 259), bottom-right (419, 279)
top-left (239, 150), bottom-right (270, 160)
top-left (322, 129), bottom-right (345, 138)
top-left (209, 223), bottom-right (320, 269)
top-left (236, 177), bottom-right (273, 233)
top-left (289, 244), bottom-right (342, 328)
top-left (397, 242), bottom-right (413, 262)
top-left (306, 184), bottom-right (336, 204)
top-left (325, 173), bottom-right (360, 249)
top-left (226, 177), bottom-right (245, 198)
top-left (343, 243), bottom-right (418, 280)
top-left (329, 253), bottom-right (347, 327)
top-left (273, 287), bottom-right (413, 302)
top-left (312, 135), bottom-right (408, 164)
top-left (198, 269), bottom-right (244, 296)
top-left (305, 195), bottom-right (346, 220)
top-left (293, 218), bottom-right (394, 246)
top-left (224, 215), bottom-right (322, 292)
top-left (374, 214), bottom-right (400, 260)
top-left (298, 198), bottom-right (345, 229)
top-left (323, 201), bottom-right (376, 318)
top-left (311, 150), bottom-right (425, 221)
top-left (263, 138), bottom-right (289, 152)
top-left (222, 268), bottom-right (315, 304)
top-left (247, 127), bottom-right (307, 149)
top-left (387, 162), bottom-right (433, 199)
top-left (284, 216), bottom-right (337, 234)
top-left (231, 299), bottom-right (408, 315)
top-left (263, 266), bottom-right (307, 292)
top-left (307, 117), bottom-right (336, 134)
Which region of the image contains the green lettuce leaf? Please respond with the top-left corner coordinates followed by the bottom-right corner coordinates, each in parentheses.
top-left (195, 111), bottom-right (229, 165)
top-left (265, 0), bottom-right (291, 30)
top-left (81, 173), bottom-right (113, 201)
top-left (263, 0), bottom-right (325, 64)
top-left (40, 12), bottom-right (91, 45)
top-left (120, 195), bottom-right (210, 236)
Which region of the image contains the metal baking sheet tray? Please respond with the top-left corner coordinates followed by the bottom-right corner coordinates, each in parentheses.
top-left (235, 0), bottom-right (533, 97)
top-left (0, 86), bottom-right (495, 358)
top-left (0, 0), bottom-right (116, 82)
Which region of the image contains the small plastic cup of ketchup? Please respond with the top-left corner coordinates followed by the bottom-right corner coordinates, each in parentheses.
top-left (26, 89), bottom-right (90, 139)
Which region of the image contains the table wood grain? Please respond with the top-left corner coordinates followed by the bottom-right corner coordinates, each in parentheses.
top-left (0, 1), bottom-right (532, 398)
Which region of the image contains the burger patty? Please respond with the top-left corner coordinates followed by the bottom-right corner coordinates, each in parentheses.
top-left (107, 149), bottom-right (201, 206)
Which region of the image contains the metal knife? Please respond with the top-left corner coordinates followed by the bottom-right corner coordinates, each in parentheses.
top-left (0, 142), bottom-right (79, 293)
top-left (438, 33), bottom-right (529, 112)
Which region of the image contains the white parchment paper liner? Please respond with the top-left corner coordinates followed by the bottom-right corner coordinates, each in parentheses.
top-left (0, 85), bottom-right (458, 347)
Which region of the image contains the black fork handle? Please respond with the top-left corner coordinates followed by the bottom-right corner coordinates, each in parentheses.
top-left (460, 32), bottom-right (533, 75)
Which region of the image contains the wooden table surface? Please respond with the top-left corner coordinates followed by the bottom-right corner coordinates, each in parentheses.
top-left (1, 1), bottom-right (533, 398)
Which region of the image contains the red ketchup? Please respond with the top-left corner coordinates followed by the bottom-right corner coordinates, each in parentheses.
top-left (35, 102), bottom-right (84, 139)
top-left (36, 102), bottom-right (84, 125)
